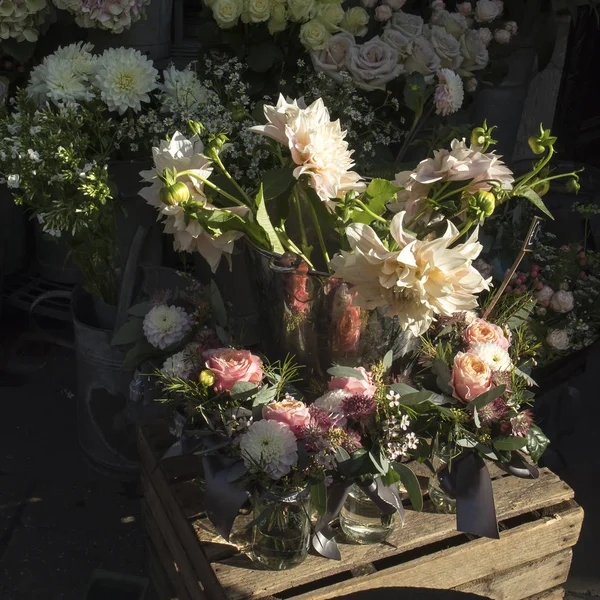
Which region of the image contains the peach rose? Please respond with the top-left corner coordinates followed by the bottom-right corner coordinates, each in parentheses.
top-left (451, 351), bottom-right (493, 402)
top-left (203, 348), bottom-right (263, 392)
top-left (262, 400), bottom-right (311, 434)
top-left (328, 366), bottom-right (377, 397)
top-left (464, 318), bottom-right (510, 350)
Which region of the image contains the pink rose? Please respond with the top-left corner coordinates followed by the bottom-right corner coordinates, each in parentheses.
top-left (262, 400), bottom-right (311, 435)
top-left (375, 5), bottom-right (393, 21)
top-left (203, 348), bottom-right (263, 392)
top-left (535, 285), bottom-right (554, 305)
top-left (451, 351), bottom-right (493, 402)
top-left (464, 318), bottom-right (510, 350)
top-left (550, 290), bottom-right (574, 313)
top-left (494, 29), bottom-right (511, 44)
top-left (329, 366), bottom-right (377, 397)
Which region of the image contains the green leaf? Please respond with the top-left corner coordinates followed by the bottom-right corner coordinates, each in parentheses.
top-left (526, 424), bottom-right (550, 463)
top-left (514, 367), bottom-right (538, 387)
top-left (381, 468), bottom-right (402, 487)
top-left (432, 358), bottom-right (453, 395)
top-left (389, 382), bottom-right (418, 396)
top-left (334, 446), bottom-right (351, 464)
top-left (123, 339), bottom-right (158, 369)
top-left (229, 381), bottom-right (258, 401)
top-left (350, 178), bottom-right (399, 224)
top-left (255, 185), bottom-right (285, 254)
top-left (311, 482), bottom-right (327, 516)
top-left (127, 302), bottom-right (152, 317)
top-left (253, 385), bottom-right (277, 407)
top-left (493, 436), bottom-right (529, 451)
top-left (382, 350), bottom-right (393, 372)
top-left (369, 448), bottom-right (389, 475)
top-left (210, 280), bottom-right (228, 328)
top-left (519, 188), bottom-right (554, 220)
top-left (111, 318), bottom-right (143, 346)
top-left (327, 366), bottom-right (365, 380)
top-left (469, 385), bottom-right (506, 410)
top-left (399, 391), bottom-right (434, 406)
top-left (393, 462), bottom-right (423, 512)
top-left (262, 168), bottom-right (295, 200)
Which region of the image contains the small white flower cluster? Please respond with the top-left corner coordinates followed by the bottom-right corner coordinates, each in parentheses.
top-left (383, 390), bottom-right (417, 460)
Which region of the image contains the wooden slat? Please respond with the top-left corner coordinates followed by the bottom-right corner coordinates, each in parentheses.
top-left (287, 504), bottom-right (582, 600)
top-left (212, 470), bottom-right (576, 599)
top-left (527, 587), bottom-right (565, 600)
top-left (454, 549), bottom-right (572, 600)
top-left (146, 538), bottom-right (179, 600)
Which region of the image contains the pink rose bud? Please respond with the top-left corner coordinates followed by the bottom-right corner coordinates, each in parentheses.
top-left (514, 288), bottom-right (522, 295)
top-left (203, 348), bottom-right (264, 392)
top-left (465, 78), bottom-right (478, 93)
top-left (329, 366), bottom-right (377, 397)
top-left (383, 0), bottom-right (406, 9)
top-left (457, 1), bottom-right (472, 15)
top-left (494, 28), bottom-right (511, 44)
top-left (578, 251), bottom-right (585, 258)
top-left (478, 27), bottom-right (493, 45)
top-left (505, 20), bottom-right (517, 34)
top-left (535, 281), bottom-right (544, 290)
top-left (580, 271), bottom-right (587, 279)
top-left (541, 300), bottom-right (549, 307)
top-left (375, 4), bottom-right (393, 21)
top-left (560, 245), bottom-right (569, 250)
top-left (262, 400), bottom-right (311, 435)
top-left (451, 352), bottom-right (494, 403)
top-left (431, 0), bottom-right (445, 9)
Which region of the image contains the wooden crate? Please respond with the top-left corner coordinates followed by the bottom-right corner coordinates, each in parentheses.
top-left (138, 420), bottom-right (583, 600)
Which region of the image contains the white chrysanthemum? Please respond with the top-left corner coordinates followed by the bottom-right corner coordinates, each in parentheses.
top-left (159, 66), bottom-right (210, 111)
top-left (330, 211), bottom-right (491, 336)
top-left (434, 68), bottom-right (464, 116)
top-left (143, 305), bottom-right (192, 350)
top-left (94, 48), bottom-right (158, 114)
top-left (239, 419), bottom-right (298, 479)
top-left (469, 342), bottom-right (512, 372)
top-left (250, 95), bottom-right (365, 209)
top-left (314, 389), bottom-right (350, 426)
top-left (161, 351), bottom-right (192, 379)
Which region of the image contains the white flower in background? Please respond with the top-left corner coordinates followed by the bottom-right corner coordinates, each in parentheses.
top-left (474, 0), bottom-right (502, 22)
top-left (388, 169), bottom-right (436, 225)
top-left (314, 389), bottom-right (350, 426)
top-left (347, 37), bottom-right (404, 91)
top-left (383, 0), bottom-right (406, 9)
top-left (550, 290), bottom-right (574, 313)
top-left (505, 21), bottom-right (518, 35)
top-left (211, 0), bottom-right (244, 28)
top-left (139, 132), bottom-right (247, 272)
top-left (299, 18), bottom-right (331, 49)
top-left (239, 419), bottom-right (298, 479)
top-left (161, 351), bottom-right (192, 379)
top-left (457, 2), bottom-right (472, 15)
top-left (0, 0), bottom-right (49, 42)
top-left (36, 213), bottom-right (62, 238)
top-left (158, 66), bottom-right (210, 111)
top-left (310, 32), bottom-right (356, 83)
top-left (535, 285), bottom-right (554, 305)
top-left (375, 5), bottom-right (393, 22)
top-left (473, 258), bottom-right (493, 278)
top-left (143, 305), bottom-right (192, 350)
top-left (53, 0), bottom-right (148, 33)
top-left (459, 29), bottom-right (489, 75)
top-left (387, 11), bottom-right (424, 38)
top-left (242, 0), bottom-right (271, 23)
top-left (430, 9), bottom-right (468, 39)
top-left (464, 310), bottom-right (478, 324)
top-left (250, 95), bottom-right (365, 209)
top-left (546, 329), bottom-right (569, 351)
top-left (287, 0), bottom-right (314, 22)
top-left (469, 342), bottom-right (512, 371)
top-left (429, 25), bottom-right (464, 70)
top-left (465, 78), bottom-right (477, 92)
top-left (404, 36), bottom-right (441, 78)
top-left (478, 27), bottom-right (492, 45)
top-left (340, 6), bottom-right (370, 37)
top-left (6, 174), bottom-right (20, 188)
top-left (316, 3), bottom-right (344, 31)
top-left (94, 48), bottom-right (158, 114)
top-left (434, 68), bottom-right (464, 116)
top-left (381, 27), bottom-right (412, 59)
top-left (494, 29), bottom-right (511, 44)
top-left (329, 212), bottom-right (490, 336)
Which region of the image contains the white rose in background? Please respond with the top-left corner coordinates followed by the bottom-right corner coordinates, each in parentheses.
top-left (375, 5), bottom-right (393, 22)
top-left (430, 9), bottom-right (468, 39)
top-left (434, 68), bottom-right (464, 116)
top-left (474, 0), bottom-right (502, 22)
top-left (268, 2), bottom-right (288, 33)
top-left (546, 329), bottom-right (569, 351)
top-left (287, 0), bottom-right (315, 22)
top-left (457, 2), bottom-right (472, 15)
top-left (310, 32), bottom-right (356, 82)
top-left (387, 11), bottom-right (424, 38)
top-left (478, 27), bottom-right (492, 45)
top-left (459, 29), bottom-right (489, 75)
top-left (383, 0), bottom-right (406, 9)
top-left (494, 28), bottom-right (511, 44)
top-left (381, 27), bottom-right (412, 59)
top-left (340, 6), bottom-right (370, 36)
top-left (347, 37), bottom-right (404, 91)
top-left (299, 18), bottom-right (330, 49)
top-left (429, 25), bottom-right (464, 70)
top-left (535, 285), bottom-right (554, 306)
top-left (316, 3), bottom-right (344, 30)
top-left (431, 0), bottom-right (445, 9)
top-left (550, 290), bottom-right (574, 313)
top-left (404, 36), bottom-right (441, 78)
top-left (361, 0), bottom-right (378, 8)
top-left (212, 0), bottom-right (244, 28)
top-left (242, 0), bottom-right (271, 23)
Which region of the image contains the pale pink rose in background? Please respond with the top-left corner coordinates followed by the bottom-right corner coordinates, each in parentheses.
top-left (404, 36), bottom-right (442, 77)
top-left (494, 28), bottom-right (511, 44)
top-left (381, 28), bottom-right (413, 58)
top-left (550, 290), bottom-right (574, 313)
top-left (459, 28), bottom-right (489, 74)
top-left (475, 0), bottom-right (502, 22)
top-left (505, 20), bottom-right (517, 35)
top-left (434, 68), bottom-right (464, 116)
top-left (383, 0), bottom-right (406, 9)
top-left (347, 37), bottom-right (404, 91)
top-left (465, 318), bottom-right (510, 350)
top-left (361, 0), bottom-right (378, 7)
top-left (431, 0), bottom-right (445, 9)
top-left (430, 9), bottom-right (468, 38)
top-left (465, 78), bottom-right (477, 92)
top-left (546, 329), bottom-right (569, 351)
top-left (375, 5), bottom-right (393, 21)
top-left (262, 400), bottom-right (312, 434)
top-left (329, 366), bottom-right (377, 397)
top-left (310, 32), bottom-right (356, 83)
top-left (457, 2), bottom-right (472, 15)
top-left (478, 27), bottom-right (492, 45)
top-left (535, 285), bottom-right (554, 306)
top-left (451, 351), bottom-right (494, 402)
top-left (430, 25), bottom-right (464, 69)
top-left (387, 11), bottom-right (424, 38)
top-left (203, 348), bottom-right (264, 392)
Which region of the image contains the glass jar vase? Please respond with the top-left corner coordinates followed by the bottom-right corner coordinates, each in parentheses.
top-left (251, 486), bottom-right (312, 570)
top-left (428, 442), bottom-right (458, 515)
top-left (339, 482), bottom-right (396, 544)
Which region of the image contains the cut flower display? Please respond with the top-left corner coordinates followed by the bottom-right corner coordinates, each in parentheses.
top-left (52, 0), bottom-right (149, 33)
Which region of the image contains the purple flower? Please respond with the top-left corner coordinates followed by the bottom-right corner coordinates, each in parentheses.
top-left (341, 394), bottom-right (377, 421)
top-left (510, 410), bottom-right (534, 438)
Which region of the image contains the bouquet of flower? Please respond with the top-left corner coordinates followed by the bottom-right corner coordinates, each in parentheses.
top-left (0, 0), bottom-right (49, 43)
top-left (52, 0), bottom-right (149, 33)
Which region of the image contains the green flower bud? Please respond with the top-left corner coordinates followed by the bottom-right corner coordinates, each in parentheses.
top-left (566, 178), bottom-right (580, 194)
top-left (528, 124), bottom-right (557, 155)
top-left (199, 369), bottom-right (216, 388)
top-left (470, 127), bottom-right (487, 148)
top-left (160, 181), bottom-right (190, 206)
top-left (188, 120), bottom-right (206, 136)
top-left (532, 179), bottom-right (550, 197)
top-left (467, 190), bottom-right (496, 222)
top-left (527, 137), bottom-right (545, 155)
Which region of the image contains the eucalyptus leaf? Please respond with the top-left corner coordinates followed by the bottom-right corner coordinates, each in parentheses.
top-left (334, 446), bottom-right (351, 463)
top-left (494, 435), bottom-right (529, 451)
top-left (469, 385), bottom-right (506, 410)
top-left (399, 391), bottom-right (433, 406)
top-left (381, 467), bottom-right (402, 487)
top-left (369, 448), bottom-right (388, 475)
top-left (526, 424), bottom-right (550, 463)
top-left (111, 318), bottom-right (144, 346)
top-left (123, 339), bottom-right (158, 369)
top-left (432, 358), bottom-right (453, 394)
top-left (229, 381), bottom-right (258, 401)
top-left (389, 382), bottom-right (418, 396)
top-left (256, 185), bottom-right (285, 254)
top-left (382, 350), bottom-right (393, 371)
top-left (127, 302), bottom-right (152, 317)
top-left (253, 386), bottom-right (277, 407)
top-left (473, 406), bottom-right (481, 428)
top-left (327, 366), bottom-right (365, 380)
top-left (393, 462), bottom-right (423, 512)
top-left (518, 188), bottom-right (554, 220)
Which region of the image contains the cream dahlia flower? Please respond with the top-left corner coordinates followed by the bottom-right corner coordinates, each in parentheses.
top-left (161, 350), bottom-right (192, 379)
top-left (158, 66), bottom-right (210, 112)
top-left (239, 419), bottom-right (298, 479)
top-left (139, 132), bottom-right (248, 273)
top-left (94, 48), bottom-right (158, 114)
top-left (329, 211), bottom-right (491, 336)
top-left (250, 95), bottom-right (365, 209)
top-left (434, 68), bottom-right (464, 116)
top-left (469, 342), bottom-right (512, 372)
top-left (143, 305), bottom-right (192, 350)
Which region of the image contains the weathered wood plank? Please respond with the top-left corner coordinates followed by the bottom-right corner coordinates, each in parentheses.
top-left (527, 587), bottom-right (565, 600)
top-left (213, 473), bottom-right (576, 600)
top-left (146, 537), bottom-right (179, 600)
top-left (286, 505), bottom-right (582, 600)
top-left (454, 549), bottom-right (572, 600)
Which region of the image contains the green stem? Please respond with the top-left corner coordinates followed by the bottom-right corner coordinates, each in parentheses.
top-left (513, 147), bottom-right (554, 190)
top-left (278, 228), bottom-right (315, 269)
top-left (212, 151), bottom-right (253, 206)
top-left (451, 220), bottom-right (475, 246)
top-left (354, 198), bottom-right (388, 224)
top-left (293, 186), bottom-right (311, 258)
top-left (178, 170), bottom-right (246, 207)
top-left (305, 191), bottom-right (330, 266)
top-left (406, 206), bottom-right (431, 229)
top-left (395, 102), bottom-right (429, 164)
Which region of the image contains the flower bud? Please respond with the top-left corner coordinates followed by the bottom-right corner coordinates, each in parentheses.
top-left (188, 120), bottom-right (206, 136)
top-left (470, 126), bottom-right (487, 147)
top-left (209, 132), bottom-right (229, 152)
top-left (566, 178), bottom-right (580, 194)
top-left (528, 124), bottom-right (557, 155)
top-left (467, 190), bottom-right (496, 222)
top-left (533, 179), bottom-right (550, 197)
top-left (160, 181), bottom-right (190, 206)
top-left (199, 369), bottom-right (216, 388)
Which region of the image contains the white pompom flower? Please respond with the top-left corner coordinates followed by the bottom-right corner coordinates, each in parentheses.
top-left (434, 68), bottom-right (464, 116)
top-left (469, 342), bottom-right (512, 372)
top-left (143, 305), bottom-right (192, 350)
top-left (239, 420), bottom-right (298, 479)
top-left (161, 351), bottom-right (192, 379)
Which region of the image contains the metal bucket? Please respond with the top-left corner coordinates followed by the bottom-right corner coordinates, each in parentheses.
top-left (34, 222), bottom-right (79, 284)
top-left (246, 244), bottom-right (418, 382)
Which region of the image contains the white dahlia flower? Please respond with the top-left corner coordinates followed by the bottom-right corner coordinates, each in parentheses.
top-left (469, 342), bottom-right (512, 372)
top-left (434, 68), bottom-right (464, 116)
top-left (94, 48), bottom-right (158, 114)
top-left (250, 95), bottom-right (365, 209)
top-left (239, 419), bottom-right (298, 479)
top-left (314, 389), bottom-right (350, 426)
top-left (161, 351), bottom-right (192, 379)
top-left (159, 66), bottom-right (210, 112)
top-left (143, 305), bottom-right (192, 350)
top-left (329, 211), bottom-right (490, 336)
